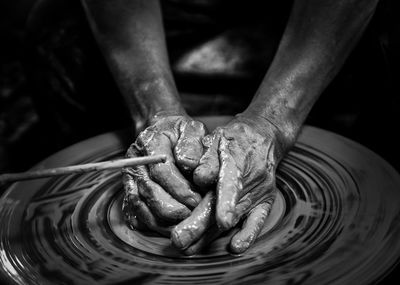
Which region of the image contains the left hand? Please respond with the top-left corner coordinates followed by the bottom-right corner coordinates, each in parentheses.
top-left (122, 114), bottom-right (207, 236)
top-left (171, 115), bottom-right (291, 254)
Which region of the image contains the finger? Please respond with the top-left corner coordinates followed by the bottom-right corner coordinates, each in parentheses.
top-left (136, 129), bottom-right (201, 208)
top-left (181, 191), bottom-right (264, 256)
top-left (179, 192), bottom-right (255, 255)
top-left (122, 173), bottom-right (148, 231)
top-left (227, 184), bottom-right (276, 242)
top-left (171, 191), bottom-right (216, 250)
top-left (229, 194), bottom-right (253, 226)
top-left (174, 120), bottom-right (206, 173)
top-left (126, 193), bottom-right (173, 237)
top-left (193, 132), bottom-right (220, 188)
top-left (221, 185), bottom-right (271, 229)
top-left (216, 135), bottom-right (243, 230)
top-left (136, 170), bottom-right (191, 223)
top-left (124, 145), bottom-right (191, 223)
top-left (122, 172), bottom-right (172, 236)
top-left (230, 199), bottom-right (274, 254)
top-left (183, 225), bottom-right (223, 256)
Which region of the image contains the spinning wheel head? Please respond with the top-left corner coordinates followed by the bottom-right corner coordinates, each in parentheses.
top-left (1, 117), bottom-right (400, 285)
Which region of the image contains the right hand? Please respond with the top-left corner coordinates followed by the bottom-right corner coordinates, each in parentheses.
top-left (122, 113), bottom-right (207, 236)
top-left (171, 115), bottom-right (290, 254)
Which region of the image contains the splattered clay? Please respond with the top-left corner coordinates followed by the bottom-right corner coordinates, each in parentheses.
top-left (1, 121), bottom-right (400, 285)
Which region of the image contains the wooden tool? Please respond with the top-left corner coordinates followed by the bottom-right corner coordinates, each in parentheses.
top-left (0, 154), bottom-right (167, 185)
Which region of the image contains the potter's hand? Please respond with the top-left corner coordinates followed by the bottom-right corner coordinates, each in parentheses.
top-left (122, 114), bottom-right (207, 236)
top-left (172, 115), bottom-right (289, 254)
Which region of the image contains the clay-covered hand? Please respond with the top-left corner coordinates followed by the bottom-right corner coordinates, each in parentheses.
top-left (122, 114), bottom-right (207, 236)
top-left (171, 115), bottom-right (289, 254)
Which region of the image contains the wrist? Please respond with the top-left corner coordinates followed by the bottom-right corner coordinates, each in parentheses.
top-left (149, 109), bottom-right (188, 124)
top-left (238, 110), bottom-right (300, 152)
top-left (242, 78), bottom-right (311, 149)
top-left (129, 76), bottom-right (186, 126)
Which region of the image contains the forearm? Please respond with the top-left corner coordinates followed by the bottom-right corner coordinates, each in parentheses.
top-left (81, 0), bottom-right (184, 129)
top-left (243, 0), bottom-right (379, 144)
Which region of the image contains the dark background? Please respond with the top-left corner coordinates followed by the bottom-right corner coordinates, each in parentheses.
top-left (0, 0), bottom-right (400, 284)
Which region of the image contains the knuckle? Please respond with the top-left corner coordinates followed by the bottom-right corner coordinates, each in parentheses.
top-left (191, 120), bottom-right (207, 135)
top-left (201, 134), bottom-right (215, 148)
top-left (175, 144), bottom-right (202, 165)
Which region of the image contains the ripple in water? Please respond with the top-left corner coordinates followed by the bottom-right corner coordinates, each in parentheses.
top-left (1, 126), bottom-right (400, 285)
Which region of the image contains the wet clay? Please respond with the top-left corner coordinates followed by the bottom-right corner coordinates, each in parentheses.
top-left (1, 124), bottom-right (400, 285)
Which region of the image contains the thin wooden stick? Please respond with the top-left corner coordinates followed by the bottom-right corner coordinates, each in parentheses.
top-left (0, 155), bottom-right (167, 185)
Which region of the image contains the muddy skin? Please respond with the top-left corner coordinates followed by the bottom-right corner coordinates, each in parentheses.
top-left (122, 114), bottom-right (284, 254)
top-left (123, 192), bottom-right (174, 236)
top-left (200, 117), bottom-right (282, 229)
top-left (230, 197), bottom-right (275, 254)
top-left (183, 224), bottom-right (223, 256)
top-left (123, 166), bottom-right (190, 223)
top-left (135, 116), bottom-right (205, 208)
top-left (122, 115), bottom-right (206, 236)
top-left (171, 191), bottom-right (216, 250)
top-left (82, 0), bottom-right (381, 255)
top-left (193, 132), bottom-right (221, 188)
top-left (171, 116), bottom-right (283, 254)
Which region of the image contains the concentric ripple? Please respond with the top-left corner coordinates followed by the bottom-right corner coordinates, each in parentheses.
top-left (1, 125), bottom-right (400, 285)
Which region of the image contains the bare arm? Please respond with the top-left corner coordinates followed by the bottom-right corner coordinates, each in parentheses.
top-left (243, 0), bottom-right (379, 145)
top-left (81, 0), bottom-right (185, 131)
top-left (82, 0), bottom-right (209, 236)
top-left (175, 0), bottom-right (381, 255)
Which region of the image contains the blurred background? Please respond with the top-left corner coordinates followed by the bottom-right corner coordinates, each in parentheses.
top-left (0, 0), bottom-right (400, 282)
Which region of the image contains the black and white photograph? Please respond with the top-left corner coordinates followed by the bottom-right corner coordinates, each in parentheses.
top-left (1, 0), bottom-right (400, 284)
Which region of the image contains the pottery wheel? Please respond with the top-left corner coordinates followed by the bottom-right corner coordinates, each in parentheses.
top-left (1, 118), bottom-right (400, 285)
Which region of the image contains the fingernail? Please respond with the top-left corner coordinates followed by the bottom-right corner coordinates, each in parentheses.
top-left (186, 196), bottom-right (200, 208)
top-left (230, 240), bottom-right (243, 253)
top-left (230, 240), bottom-right (248, 254)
